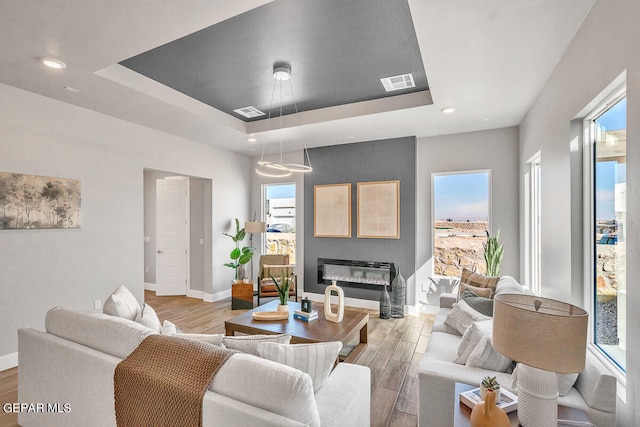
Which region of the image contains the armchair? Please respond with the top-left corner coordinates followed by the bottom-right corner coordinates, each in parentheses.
top-left (257, 254), bottom-right (298, 305)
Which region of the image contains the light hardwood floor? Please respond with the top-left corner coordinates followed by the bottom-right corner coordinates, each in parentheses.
top-left (0, 291), bottom-right (434, 427)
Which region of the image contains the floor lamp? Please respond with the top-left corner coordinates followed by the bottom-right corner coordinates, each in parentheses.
top-left (492, 294), bottom-right (588, 427)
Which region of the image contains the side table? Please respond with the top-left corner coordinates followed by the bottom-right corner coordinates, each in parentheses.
top-left (231, 281), bottom-right (254, 310)
top-left (454, 382), bottom-right (593, 426)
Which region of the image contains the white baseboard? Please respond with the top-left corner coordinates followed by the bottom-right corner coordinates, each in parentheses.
top-left (203, 293), bottom-right (214, 302)
top-left (210, 289), bottom-right (231, 302)
top-left (144, 282), bottom-right (157, 291)
top-left (186, 289), bottom-right (204, 299)
top-left (0, 352), bottom-right (18, 371)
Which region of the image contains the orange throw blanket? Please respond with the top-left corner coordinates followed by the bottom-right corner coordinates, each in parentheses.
top-left (114, 334), bottom-right (235, 427)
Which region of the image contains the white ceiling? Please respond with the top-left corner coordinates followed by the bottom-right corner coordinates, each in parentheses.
top-left (0, 0), bottom-right (595, 156)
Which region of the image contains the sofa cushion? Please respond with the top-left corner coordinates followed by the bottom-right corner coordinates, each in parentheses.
top-left (466, 334), bottom-right (512, 372)
top-left (494, 276), bottom-right (533, 297)
top-left (459, 282), bottom-right (494, 300)
top-left (445, 300), bottom-right (491, 335)
top-left (210, 353), bottom-right (321, 427)
top-left (134, 303), bottom-right (161, 333)
top-left (454, 320), bottom-right (493, 364)
top-left (222, 334), bottom-right (291, 356)
top-left (45, 306), bottom-right (156, 360)
top-left (103, 285), bottom-right (141, 321)
top-left (461, 289), bottom-right (494, 316)
top-left (424, 331), bottom-right (461, 362)
top-left (557, 373), bottom-right (579, 396)
top-left (258, 341), bottom-right (342, 392)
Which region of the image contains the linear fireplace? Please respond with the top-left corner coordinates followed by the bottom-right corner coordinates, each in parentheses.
top-left (317, 258), bottom-right (396, 290)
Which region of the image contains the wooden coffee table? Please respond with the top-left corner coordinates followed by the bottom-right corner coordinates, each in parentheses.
top-left (224, 300), bottom-right (369, 363)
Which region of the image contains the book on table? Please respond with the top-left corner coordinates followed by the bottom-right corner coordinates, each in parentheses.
top-left (293, 310), bottom-right (318, 321)
top-left (459, 387), bottom-right (517, 413)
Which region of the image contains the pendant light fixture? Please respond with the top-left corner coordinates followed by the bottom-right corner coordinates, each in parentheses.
top-left (256, 62), bottom-right (313, 177)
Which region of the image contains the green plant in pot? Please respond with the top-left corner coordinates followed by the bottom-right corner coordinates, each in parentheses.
top-left (483, 229), bottom-right (504, 276)
top-left (480, 375), bottom-right (501, 402)
top-left (223, 218), bottom-right (255, 281)
top-left (270, 271), bottom-right (291, 311)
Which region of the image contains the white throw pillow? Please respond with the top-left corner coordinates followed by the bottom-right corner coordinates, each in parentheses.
top-left (494, 276), bottom-right (534, 297)
top-left (557, 373), bottom-right (579, 396)
top-left (257, 341), bottom-right (343, 392)
top-left (222, 334), bottom-right (291, 356)
top-left (466, 334), bottom-right (513, 372)
top-left (176, 333), bottom-right (225, 347)
top-left (134, 303), bottom-right (162, 333)
top-left (445, 299), bottom-right (492, 335)
top-left (103, 285), bottom-right (141, 321)
top-left (454, 320), bottom-right (493, 364)
top-left (161, 319), bottom-right (178, 335)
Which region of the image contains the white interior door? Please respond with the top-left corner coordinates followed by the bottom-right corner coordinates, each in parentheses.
top-left (156, 177), bottom-right (189, 296)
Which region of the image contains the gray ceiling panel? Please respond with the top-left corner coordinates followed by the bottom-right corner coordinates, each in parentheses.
top-left (120, 0), bottom-right (428, 121)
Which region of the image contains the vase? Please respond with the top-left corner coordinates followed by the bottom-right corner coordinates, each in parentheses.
top-left (470, 389), bottom-right (510, 427)
top-left (236, 265), bottom-right (245, 281)
top-left (390, 268), bottom-right (406, 318)
top-left (276, 303), bottom-right (288, 312)
top-left (380, 283), bottom-right (391, 319)
top-left (324, 281), bottom-right (344, 323)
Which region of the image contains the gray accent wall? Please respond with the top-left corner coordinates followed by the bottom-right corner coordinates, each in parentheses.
top-left (303, 137), bottom-right (416, 302)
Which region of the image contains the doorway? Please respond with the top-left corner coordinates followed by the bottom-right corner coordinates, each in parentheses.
top-left (143, 169), bottom-right (212, 299)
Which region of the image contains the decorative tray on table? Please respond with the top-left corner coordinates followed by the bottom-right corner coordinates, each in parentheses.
top-left (251, 311), bottom-right (289, 321)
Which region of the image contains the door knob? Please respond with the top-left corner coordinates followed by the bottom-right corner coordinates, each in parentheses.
top-left (157, 250), bottom-right (164, 254)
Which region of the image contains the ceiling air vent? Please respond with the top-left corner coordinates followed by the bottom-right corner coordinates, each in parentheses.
top-left (233, 106), bottom-right (265, 119)
top-left (380, 73), bottom-right (415, 92)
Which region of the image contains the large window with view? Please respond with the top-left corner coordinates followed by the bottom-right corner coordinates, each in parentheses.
top-left (587, 90), bottom-right (626, 372)
top-left (263, 183), bottom-right (296, 264)
top-left (432, 171), bottom-right (490, 277)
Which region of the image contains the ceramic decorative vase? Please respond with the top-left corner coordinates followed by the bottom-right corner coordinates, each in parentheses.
top-left (470, 389), bottom-right (510, 427)
top-left (277, 304), bottom-right (288, 312)
top-left (390, 268), bottom-right (406, 318)
top-left (236, 265), bottom-right (245, 281)
top-left (380, 283), bottom-right (391, 319)
top-left (324, 280), bottom-right (344, 323)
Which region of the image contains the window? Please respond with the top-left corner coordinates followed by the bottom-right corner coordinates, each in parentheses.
top-left (263, 183), bottom-right (296, 264)
top-left (585, 89), bottom-right (626, 372)
top-left (525, 153), bottom-right (541, 294)
top-left (432, 171), bottom-right (490, 277)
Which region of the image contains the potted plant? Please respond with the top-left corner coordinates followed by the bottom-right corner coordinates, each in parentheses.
top-left (480, 375), bottom-right (501, 402)
top-left (484, 229), bottom-right (504, 276)
top-left (270, 271), bottom-right (292, 312)
top-left (223, 218), bottom-right (255, 282)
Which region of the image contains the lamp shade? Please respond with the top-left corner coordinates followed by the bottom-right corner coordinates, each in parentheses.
top-left (245, 221), bottom-right (266, 233)
top-left (492, 294), bottom-right (588, 374)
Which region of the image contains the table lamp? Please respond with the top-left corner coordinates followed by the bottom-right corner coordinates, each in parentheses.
top-left (492, 294), bottom-right (588, 427)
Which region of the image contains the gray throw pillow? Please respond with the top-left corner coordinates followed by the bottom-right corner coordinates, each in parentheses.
top-left (461, 289), bottom-right (494, 317)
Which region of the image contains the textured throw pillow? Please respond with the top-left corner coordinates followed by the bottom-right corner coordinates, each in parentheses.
top-left (161, 319), bottom-right (178, 335)
top-left (445, 299), bottom-right (492, 335)
top-left (222, 334), bottom-right (291, 356)
top-left (134, 303), bottom-right (162, 333)
top-left (103, 285), bottom-right (141, 321)
top-left (458, 282), bottom-right (494, 300)
top-left (466, 334), bottom-right (513, 372)
top-left (454, 320), bottom-right (493, 364)
top-left (257, 341), bottom-right (343, 392)
top-left (459, 268), bottom-right (500, 300)
top-left (557, 373), bottom-right (579, 396)
top-left (461, 289), bottom-right (495, 317)
top-left (176, 333), bottom-right (225, 347)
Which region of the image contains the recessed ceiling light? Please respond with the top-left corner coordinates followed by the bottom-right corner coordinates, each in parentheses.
top-left (248, 137), bottom-right (257, 143)
top-left (39, 57), bottom-right (67, 69)
top-left (64, 86), bottom-right (80, 93)
top-left (482, 118), bottom-right (490, 122)
top-left (440, 107), bottom-right (455, 114)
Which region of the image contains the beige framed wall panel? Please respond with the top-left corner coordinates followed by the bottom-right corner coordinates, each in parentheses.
top-left (314, 183), bottom-right (352, 238)
top-left (357, 180), bottom-right (400, 239)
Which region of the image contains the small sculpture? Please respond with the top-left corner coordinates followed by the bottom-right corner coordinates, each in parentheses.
top-left (324, 280), bottom-right (344, 323)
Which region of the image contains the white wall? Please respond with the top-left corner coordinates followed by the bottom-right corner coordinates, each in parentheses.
top-left (0, 83), bottom-right (250, 361)
top-left (415, 127), bottom-right (520, 304)
top-left (518, 0), bottom-right (639, 424)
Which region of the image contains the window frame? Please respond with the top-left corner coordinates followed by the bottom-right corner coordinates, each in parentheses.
top-left (582, 83), bottom-right (626, 382)
top-left (524, 152), bottom-right (542, 294)
top-left (261, 182), bottom-right (297, 264)
top-left (431, 169), bottom-right (492, 278)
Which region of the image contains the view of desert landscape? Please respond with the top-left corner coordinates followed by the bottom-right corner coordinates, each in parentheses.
top-left (433, 220), bottom-right (488, 277)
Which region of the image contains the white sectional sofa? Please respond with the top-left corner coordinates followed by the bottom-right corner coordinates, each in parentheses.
top-left (418, 285), bottom-right (617, 427)
top-left (18, 307), bottom-right (370, 427)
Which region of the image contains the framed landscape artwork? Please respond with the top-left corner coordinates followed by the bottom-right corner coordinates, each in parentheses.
top-left (314, 183), bottom-right (351, 238)
top-left (357, 180), bottom-right (400, 239)
top-left (0, 171), bottom-right (81, 229)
